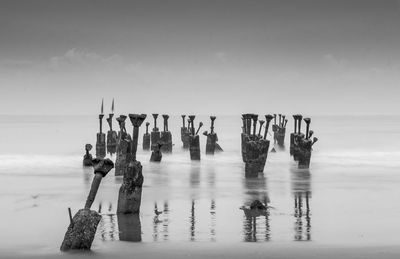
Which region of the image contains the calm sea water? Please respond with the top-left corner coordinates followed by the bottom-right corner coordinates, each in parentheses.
top-left (0, 115), bottom-right (399, 253)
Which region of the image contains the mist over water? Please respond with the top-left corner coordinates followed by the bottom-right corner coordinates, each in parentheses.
top-left (0, 115), bottom-right (400, 253)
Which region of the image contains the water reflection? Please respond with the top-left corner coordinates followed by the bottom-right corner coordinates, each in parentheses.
top-left (117, 213), bottom-right (141, 242)
top-left (153, 201), bottom-right (169, 241)
top-left (242, 177), bottom-right (271, 242)
top-left (190, 200), bottom-right (196, 241)
top-left (291, 169), bottom-right (312, 241)
top-left (210, 199), bottom-right (216, 241)
top-left (98, 202), bottom-right (118, 241)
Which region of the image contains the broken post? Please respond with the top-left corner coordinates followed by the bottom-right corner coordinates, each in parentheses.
top-left (83, 144), bottom-right (93, 166)
top-left (142, 122), bottom-right (151, 150)
top-left (150, 114), bottom-right (161, 151)
top-left (160, 114), bottom-right (173, 153)
top-left (188, 115), bottom-right (201, 160)
top-left (115, 115), bottom-right (131, 176)
top-left (276, 114), bottom-right (287, 147)
top-left (290, 115), bottom-right (298, 156)
top-left (96, 100), bottom-right (106, 158)
top-left (293, 115), bottom-right (303, 161)
top-left (60, 158), bottom-right (114, 251)
top-left (117, 114), bottom-right (146, 214)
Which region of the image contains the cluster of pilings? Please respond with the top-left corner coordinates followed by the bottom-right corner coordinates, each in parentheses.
top-left (203, 116), bottom-right (223, 155)
top-left (241, 114), bottom-right (273, 177)
top-left (272, 114), bottom-right (288, 147)
top-left (290, 115), bottom-right (318, 169)
top-left (187, 115), bottom-right (202, 160)
top-left (67, 112), bottom-right (148, 251)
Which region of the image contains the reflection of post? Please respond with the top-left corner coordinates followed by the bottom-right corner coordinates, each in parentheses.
top-left (117, 213), bottom-right (142, 242)
top-left (190, 200), bottom-right (195, 241)
top-left (163, 202), bottom-right (169, 241)
top-left (210, 200), bottom-right (216, 241)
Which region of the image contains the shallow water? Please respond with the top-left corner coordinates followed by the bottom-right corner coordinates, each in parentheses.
top-left (0, 115), bottom-right (399, 254)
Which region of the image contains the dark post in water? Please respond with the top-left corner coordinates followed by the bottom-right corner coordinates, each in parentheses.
top-left (150, 114), bottom-right (161, 151)
top-left (96, 99), bottom-right (106, 158)
top-left (115, 115), bottom-right (131, 176)
top-left (160, 114), bottom-right (173, 153)
top-left (142, 122), bottom-right (151, 150)
top-left (188, 115), bottom-right (201, 160)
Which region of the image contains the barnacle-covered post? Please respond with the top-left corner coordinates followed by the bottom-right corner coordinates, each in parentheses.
top-left (117, 114), bottom-right (146, 214)
top-left (150, 114), bottom-right (161, 151)
top-left (95, 99), bottom-right (106, 158)
top-left (83, 144), bottom-right (93, 166)
top-left (188, 115), bottom-right (201, 160)
top-left (142, 122), bottom-right (151, 150)
top-left (160, 114), bottom-right (173, 153)
top-left (115, 115), bottom-right (131, 176)
top-left (60, 158), bottom-right (114, 251)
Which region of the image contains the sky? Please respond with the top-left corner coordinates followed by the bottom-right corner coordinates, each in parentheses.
top-left (1, 0), bottom-right (400, 115)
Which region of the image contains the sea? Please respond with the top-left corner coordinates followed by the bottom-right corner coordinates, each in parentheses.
top-left (0, 115), bottom-right (399, 255)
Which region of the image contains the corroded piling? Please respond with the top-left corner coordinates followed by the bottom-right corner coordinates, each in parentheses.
top-left (290, 115), bottom-right (298, 156)
top-left (96, 100), bottom-right (106, 158)
top-left (297, 118), bottom-right (318, 169)
top-left (83, 144), bottom-right (93, 166)
top-left (117, 213), bottom-right (142, 242)
top-left (150, 114), bottom-right (161, 151)
top-left (142, 122), bottom-right (150, 150)
top-left (106, 111), bottom-right (118, 154)
top-left (188, 115), bottom-right (201, 160)
top-left (181, 115), bottom-right (190, 148)
top-left (60, 158), bottom-right (114, 251)
top-left (204, 116), bottom-right (222, 155)
top-left (243, 114), bottom-right (273, 177)
top-left (241, 114), bottom-right (252, 162)
top-left (117, 114), bottom-right (146, 214)
top-left (276, 114), bottom-right (287, 147)
top-left (115, 115), bottom-right (131, 176)
top-left (160, 114), bottom-right (173, 153)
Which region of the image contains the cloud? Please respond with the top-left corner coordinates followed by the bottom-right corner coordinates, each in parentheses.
top-left (322, 54), bottom-right (347, 69)
top-left (48, 48), bottom-right (124, 72)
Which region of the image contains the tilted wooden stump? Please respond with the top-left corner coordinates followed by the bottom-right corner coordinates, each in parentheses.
top-left (180, 115), bottom-right (190, 148)
top-left (188, 115), bottom-right (202, 160)
top-left (142, 122), bottom-right (151, 150)
top-left (60, 158), bottom-right (114, 251)
top-left (83, 144), bottom-right (93, 166)
top-left (160, 114), bottom-right (173, 153)
top-left (150, 114), bottom-right (161, 151)
top-left (117, 114), bottom-right (146, 214)
top-left (115, 115), bottom-right (131, 176)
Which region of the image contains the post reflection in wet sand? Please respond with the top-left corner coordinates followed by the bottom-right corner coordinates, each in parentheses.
top-left (242, 177), bottom-right (271, 242)
top-left (117, 213), bottom-right (142, 242)
top-left (291, 169), bottom-right (312, 241)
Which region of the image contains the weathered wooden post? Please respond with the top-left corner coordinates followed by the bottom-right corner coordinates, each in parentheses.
top-left (142, 122), bottom-right (151, 150)
top-left (241, 114), bottom-right (251, 162)
top-left (60, 158), bottom-right (114, 251)
top-left (117, 114), bottom-right (146, 214)
top-left (181, 115), bottom-right (190, 148)
top-left (272, 114), bottom-right (278, 144)
top-left (188, 115), bottom-right (201, 160)
top-left (115, 115), bottom-right (131, 176)
top-left (106, 112), bottom-right (118, 155)
top-left (160, 114), bottom-right (173, 153)
top-left (83, 144), bottom-right (93, 166)
top-left (150, 114), bottom-right (161, 151)
top-left (297, 118), bottom-right (318, 169)
top-left (204, 116), bottom-right (221, 155)
top-left (95, 100), bottom-right (106, 158)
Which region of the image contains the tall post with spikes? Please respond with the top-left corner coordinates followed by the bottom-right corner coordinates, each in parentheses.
top-left (106, 106), bottom-right (118, 154)
top-left (96, 100), bottom-right (106, 158)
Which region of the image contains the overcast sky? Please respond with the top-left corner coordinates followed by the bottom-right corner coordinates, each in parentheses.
top-left (1, 0), bottom-right (400, 115)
